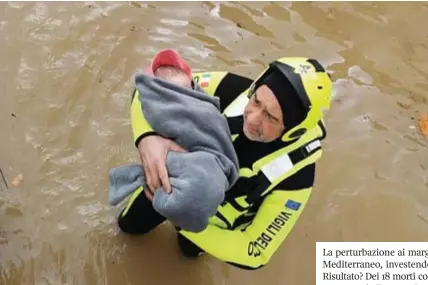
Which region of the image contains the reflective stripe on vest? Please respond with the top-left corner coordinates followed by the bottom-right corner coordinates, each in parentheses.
top-left (261, 138), bottom-right (321, 183)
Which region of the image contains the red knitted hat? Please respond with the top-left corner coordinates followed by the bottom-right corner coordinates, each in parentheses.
top-left (145, 49), bottom-right (192, 78)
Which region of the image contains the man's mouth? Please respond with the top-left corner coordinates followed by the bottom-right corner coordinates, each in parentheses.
top-left (246, 125), bottom-right (259, 136)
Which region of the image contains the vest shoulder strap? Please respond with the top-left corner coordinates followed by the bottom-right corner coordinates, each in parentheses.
top-left (260, 138), bottom-right (321, 183)
top-left (244, 136), bottom-right (322, 204)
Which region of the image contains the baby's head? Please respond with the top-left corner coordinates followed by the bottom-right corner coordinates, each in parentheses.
top-left (154, 65), bottom-right (192, 89)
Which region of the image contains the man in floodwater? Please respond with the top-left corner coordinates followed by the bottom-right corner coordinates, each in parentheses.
top-left (118, 49), bottom-right (333, 270)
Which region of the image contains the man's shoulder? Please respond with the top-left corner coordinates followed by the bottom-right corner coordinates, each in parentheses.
top-left (193, 71), bottom-right (254, 112)
top-left (215, 72), bottom-right (253, 109)
top-left (192, 71), bottom-right (253, 88)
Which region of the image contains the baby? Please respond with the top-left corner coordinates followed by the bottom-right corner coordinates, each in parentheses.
top-left (154, 65), bottom-right (192, 89)
top-left (108, 49), bottom-right (239, 233)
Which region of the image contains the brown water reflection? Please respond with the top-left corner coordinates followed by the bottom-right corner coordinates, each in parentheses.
top-left (0, 2), bottom-right (427, 285)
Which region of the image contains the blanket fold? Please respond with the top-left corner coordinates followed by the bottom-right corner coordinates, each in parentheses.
top-left (108, 71), bottom-right (239, 233)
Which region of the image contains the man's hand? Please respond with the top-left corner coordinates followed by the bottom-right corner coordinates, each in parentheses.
top-left (144, 187), bottom-right (154, 202)
top-left (137, 135), bottom-right (187, 197)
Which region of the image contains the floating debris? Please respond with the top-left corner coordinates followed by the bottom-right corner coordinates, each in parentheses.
top-left (418, 113), bottom-right (428, 138)
top-left (0, 168), bottom-right (8, 190)
top-left (397, 101), bottom-right (411, 110)
top-left (11, 174), bottom-right (23, 187)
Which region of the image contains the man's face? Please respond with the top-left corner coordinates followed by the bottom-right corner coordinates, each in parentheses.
top-left (243, 84), bottom-right (285, 142)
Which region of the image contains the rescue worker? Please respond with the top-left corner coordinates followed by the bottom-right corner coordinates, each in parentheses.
top-left (117, 49), bottom-right (333, 270)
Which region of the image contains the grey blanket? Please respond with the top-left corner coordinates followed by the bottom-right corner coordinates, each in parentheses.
top-left (108, 71), bottom-right (239, 233)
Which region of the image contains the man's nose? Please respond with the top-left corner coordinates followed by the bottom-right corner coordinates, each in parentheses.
top-left (247, 110), bottom-right (262, 126)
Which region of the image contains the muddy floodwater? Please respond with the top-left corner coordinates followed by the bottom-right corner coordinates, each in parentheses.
top-left (1, 2), bottom-right (428, 285)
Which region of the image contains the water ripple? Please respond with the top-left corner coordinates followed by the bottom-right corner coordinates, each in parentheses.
top-left (2, 2), bottom-right (428, 285)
